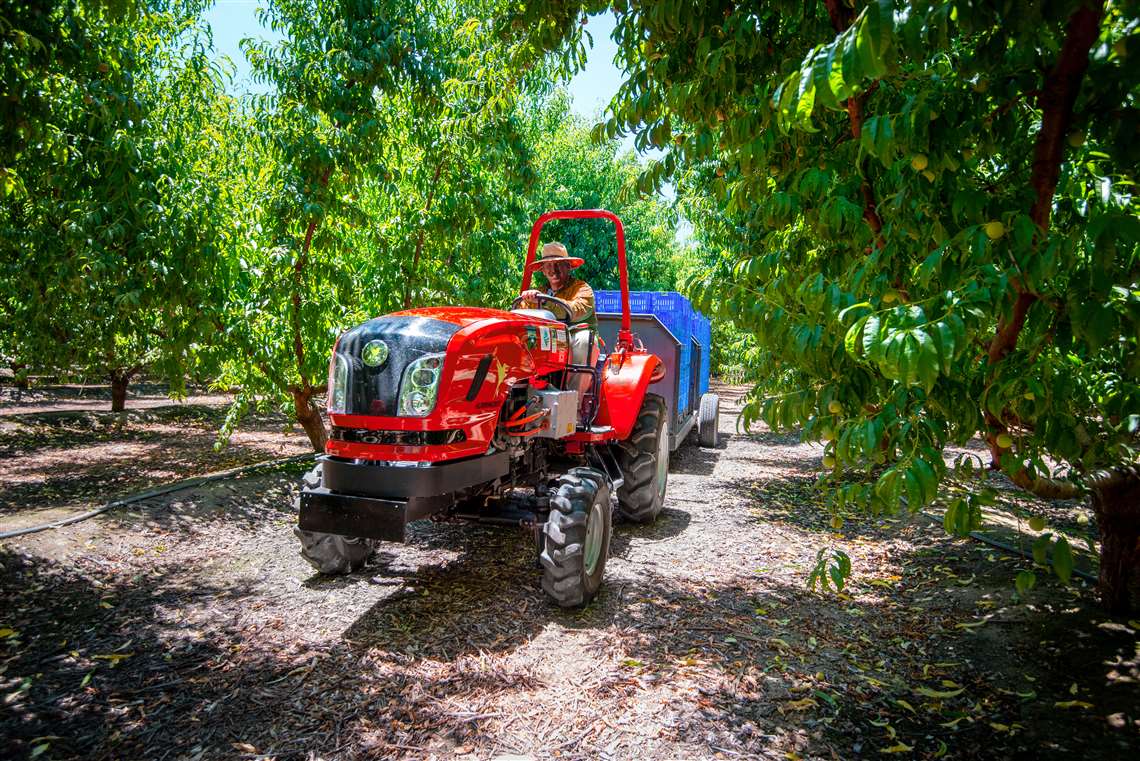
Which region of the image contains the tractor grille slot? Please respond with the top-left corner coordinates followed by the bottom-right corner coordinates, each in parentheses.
top-left (330, 427), bottom-right (466, 446)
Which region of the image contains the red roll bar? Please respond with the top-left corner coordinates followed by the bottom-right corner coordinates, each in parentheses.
top-left (521, 209), bottom-right (633, 350)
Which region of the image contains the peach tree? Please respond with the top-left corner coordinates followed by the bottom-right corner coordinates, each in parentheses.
top-left (510, 0), bottom-right (1140, 612)
top-left (0, 1), bottom-right (238, 409)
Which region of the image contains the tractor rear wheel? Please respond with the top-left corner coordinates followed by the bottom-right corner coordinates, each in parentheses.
top-left (540, 467), bottom-right (611, 607)
top-left (294, 465), bottom-right (377, 574)
top-left (615, 393), bottom-right (668, 523)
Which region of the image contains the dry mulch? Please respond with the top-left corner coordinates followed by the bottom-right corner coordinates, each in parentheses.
top-left (1, 384), bottom-right (1137, 760)
top-left (0, 390), bottom-right (311, 528)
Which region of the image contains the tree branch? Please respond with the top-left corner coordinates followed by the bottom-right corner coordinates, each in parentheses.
top-left (984, 0), bottom-right (1105, 465)
top-left (825, 1), bottom-right (886, 251)
top-left (291, 167), bottom-right (333, 393)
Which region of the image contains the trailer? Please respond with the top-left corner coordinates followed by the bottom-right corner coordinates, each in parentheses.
top-left (595, 290), bottom-right (720, 451)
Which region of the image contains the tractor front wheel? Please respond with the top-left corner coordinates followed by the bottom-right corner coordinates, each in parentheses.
top-left (540, 467), bottom-right (611, 607)
top-left (294, 465), bottom-right (376, 574)
top-left (615, 393), bottom-right (668, 523)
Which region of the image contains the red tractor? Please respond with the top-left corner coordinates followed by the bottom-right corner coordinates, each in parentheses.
top-left (296, 209), bottom-right (718, 607)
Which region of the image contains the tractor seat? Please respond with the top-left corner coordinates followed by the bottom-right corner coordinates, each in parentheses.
top-left (568, 323), bottom-right (599, 367)
top-left (510, 308), bottom-right (558, 321)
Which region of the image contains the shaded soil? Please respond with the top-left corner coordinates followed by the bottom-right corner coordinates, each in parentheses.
top-left (0, 382), bottom-right (234, 416)
top-left (1, 385), bottom-right (1137, 760)
top-left (0, 394), bottom-right (312, 530)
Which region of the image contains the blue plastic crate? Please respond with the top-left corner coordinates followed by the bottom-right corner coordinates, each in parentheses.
top-left (595, 290), bottom-right (709, 415)
top-left (694, 313), bottom-right (711, 396)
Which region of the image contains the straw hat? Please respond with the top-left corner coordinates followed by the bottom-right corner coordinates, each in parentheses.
top-left (527, 241), bottom-right (584, 272)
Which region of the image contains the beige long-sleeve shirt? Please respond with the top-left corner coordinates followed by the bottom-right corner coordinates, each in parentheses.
top-left (521, 278), bottom-right (597, 330)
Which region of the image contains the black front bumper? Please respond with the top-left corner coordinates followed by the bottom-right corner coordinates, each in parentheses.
top-left (297, 452), bottom-right (510, 542)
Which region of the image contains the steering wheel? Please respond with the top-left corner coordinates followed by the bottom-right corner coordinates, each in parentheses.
top-left (511, 293), bottom-right (574, 323)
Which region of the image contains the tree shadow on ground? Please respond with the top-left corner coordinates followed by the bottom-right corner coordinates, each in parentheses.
top-left (0, 430), bottom-right (309, 520)
top-left (3, 514), bottom-right (1137, 760)
top-left (0, 546), bottom-right (550, 760)
top-left (610, 507), bottom-right (692, 558)
top-left (729, 472), bottom-right (930, 542)
top-left (553, 544), bottom-right (1139, 759)
top-left (83, 464), bottom-right (311, 535)
top-left (733, 453), bottom-right (821, 475)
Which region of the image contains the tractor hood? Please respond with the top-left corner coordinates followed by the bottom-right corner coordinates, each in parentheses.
top-left (329, 307), bottom-right (526, 418)
top-left (390, 306), bottom-right (515, 328)
top-left (331, 313), bottom-right (463, 418)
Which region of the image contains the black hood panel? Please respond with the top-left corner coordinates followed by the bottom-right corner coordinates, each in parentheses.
top-left (336, 315), bottom-right (460, 416)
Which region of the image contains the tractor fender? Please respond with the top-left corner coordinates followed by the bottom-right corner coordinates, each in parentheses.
top-left (594, 352), bottom-right (664, 440)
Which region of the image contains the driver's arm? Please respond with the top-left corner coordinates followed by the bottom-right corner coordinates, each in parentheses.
top-left (561, 280), bottom-right (595, 322)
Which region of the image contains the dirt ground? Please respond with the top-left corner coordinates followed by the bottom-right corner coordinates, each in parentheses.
top-left (0, 382), bottom-right (234, 416)
top-left (1, 385), bottom-right (1137, 760)
top-left (0, 391), bottom-right (311, 531)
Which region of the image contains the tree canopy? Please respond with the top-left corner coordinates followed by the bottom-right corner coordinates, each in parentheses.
top-left (1, 0), bottom-right (236, 408)
top-left (505, 0), bottom-right (1140, 611)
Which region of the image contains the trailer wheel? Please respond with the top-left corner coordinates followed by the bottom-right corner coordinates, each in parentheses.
top-left (615, 393), bottom-right (668, 523)
top-left (294, 465), bottom-right (376, 575)
top-left (698, 392), bottom-right (721, 448)
top-left (540, 467), bottom-right (611, 608)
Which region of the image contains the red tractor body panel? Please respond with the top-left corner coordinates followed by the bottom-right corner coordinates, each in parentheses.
top-left (327, 306), bottom-right (570, 462)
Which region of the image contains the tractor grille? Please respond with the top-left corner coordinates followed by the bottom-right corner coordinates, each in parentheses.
top-left (330, 427), bottom-right (467, 446)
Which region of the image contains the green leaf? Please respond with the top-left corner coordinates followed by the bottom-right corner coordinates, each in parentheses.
top-left (863, 315), bottom-right (883, 361)
top-left (913, 329), bottom-right (940, 390)
top-left (1015, 570), bottom-right (1036, 596)
top-left (1053, 537), bottom-right (1074, 583)
top-left (845, 315), bottom-right (870, 357)
top-left (933, 321), bottom-right (955, 374)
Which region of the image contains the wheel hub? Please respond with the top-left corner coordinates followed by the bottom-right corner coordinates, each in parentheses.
top-left (583, 496), bottom-right (605, 575)
top-left (655, 421), bottom-right (669, 495)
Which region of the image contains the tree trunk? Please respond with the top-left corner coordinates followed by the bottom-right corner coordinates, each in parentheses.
top-left (1090, 467), bottom-right (1140, 615)
top-left (110, 370), bottom-right (131, 412)
top-left (292, 387), bottom-right (327, 452)
top-left (12, 362), bottom-right (28, 391)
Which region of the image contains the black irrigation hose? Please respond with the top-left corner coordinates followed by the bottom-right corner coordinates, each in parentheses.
top-left (919, 510), bottom-right (1099, 583)
top-left (0, 453), bottom-right (316, 540)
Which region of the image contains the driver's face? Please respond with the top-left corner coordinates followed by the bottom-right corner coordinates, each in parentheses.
top-left (541, 262), bottom-right (571, 291)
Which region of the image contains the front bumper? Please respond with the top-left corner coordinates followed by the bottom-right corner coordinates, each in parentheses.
top-left (297, 452), bottom-right (510, 542)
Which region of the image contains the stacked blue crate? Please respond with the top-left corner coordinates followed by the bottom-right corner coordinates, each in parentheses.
top-left (595, 291), bottom-right (708, 415)
top-left (694, 313), bottom-right (711, 396)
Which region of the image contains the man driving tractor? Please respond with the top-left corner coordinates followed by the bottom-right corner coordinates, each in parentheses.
top-left (519, 242), bottom-right (597, 331)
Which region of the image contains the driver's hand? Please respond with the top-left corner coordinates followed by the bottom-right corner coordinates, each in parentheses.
top-left (520, 289), bottom-right (541, 301)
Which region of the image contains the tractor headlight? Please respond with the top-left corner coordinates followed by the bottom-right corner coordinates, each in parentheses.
top-left (328, 353), bottom-right (348, 413)
top-left (397, 353), bottom-right (444, 417)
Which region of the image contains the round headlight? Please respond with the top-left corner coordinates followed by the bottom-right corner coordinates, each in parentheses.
top-left (361, 339), bottom-right (389, 367)
top-left (412, 368), bottom-right (435, 386)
